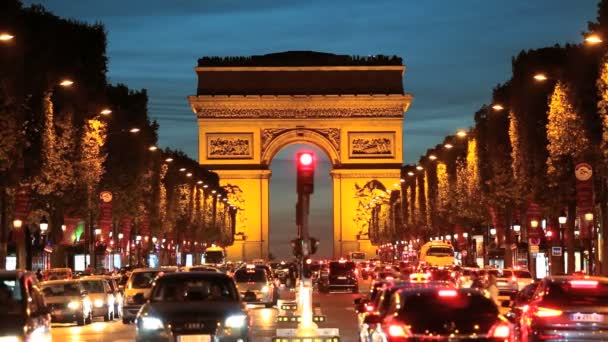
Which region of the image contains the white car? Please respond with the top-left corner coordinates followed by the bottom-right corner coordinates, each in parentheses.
top-left (495, 268), bottom-right (534, 297)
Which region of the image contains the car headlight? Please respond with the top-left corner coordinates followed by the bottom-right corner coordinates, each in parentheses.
top-left (140, 316), bottom-right (164, 330)
top-left (94, 299), bottom-right (105, 308)
top-left (225, 314), bottom-right (247, 328)
top-left (261, 286), bottom-right (269, 293)
top-left (0, 336), bottom-right (20, 342)
top-left (68, 301), bottom-right (80, 310)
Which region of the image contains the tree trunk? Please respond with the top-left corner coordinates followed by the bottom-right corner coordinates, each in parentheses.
top-left (601, 197), bottom-right (608, 276)
top-left (566, 202), bottom-right (576, 274)
top-left (0, 187), bottom-right (7, 270)
top-left (503, 208), bottom-right (513, 268)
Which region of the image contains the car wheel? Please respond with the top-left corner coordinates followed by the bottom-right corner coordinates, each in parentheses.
top-left (77, 313), bottom-right (86, 326)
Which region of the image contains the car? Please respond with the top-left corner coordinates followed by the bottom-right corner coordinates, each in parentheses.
top-left (368, 287), bottom-right (513, 341)
top-left (135, 271), bottom-right (250, 342)
top-left (182, 265), bottom-right (222, 273)
top-left (502, 282), bottom-right (540, 338)
top-left (519, 276), bottom-right (608, 342)
top-left (43, 267), bottom-right (72, 281)
top-left (495, 268), bottom-right (534, 297)
top-left (79, 276), bottom-right (115, 321)
top-left (0, 270), bottom-right (52, 341)
top-left (233, 265), bottom-right (277, 308)
top-left (41, 279), bottom-right (92, 325)
top-left (318, 259), bottom-right (358, 293)
top-left (123, 267), bottom-right (177, 323)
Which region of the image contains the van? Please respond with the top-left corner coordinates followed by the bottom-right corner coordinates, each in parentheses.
top-left (419, 241), bottom-right (454, 267)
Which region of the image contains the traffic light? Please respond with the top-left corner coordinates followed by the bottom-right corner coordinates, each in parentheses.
top-left (290, 238), bottom-right (303, 256)
top-left (310, 237), bottom-right (319, 255)
top-left (297, 152), bottom-right (315, 194)
top-left (303, 258), bottom-right (312, 278)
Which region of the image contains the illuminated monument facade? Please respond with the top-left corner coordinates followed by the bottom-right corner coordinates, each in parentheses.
top-left (189, 52), bottom-right (412, 261)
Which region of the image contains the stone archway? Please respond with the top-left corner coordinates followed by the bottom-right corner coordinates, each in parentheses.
top-left (188, 51), bottom-right (412, 261)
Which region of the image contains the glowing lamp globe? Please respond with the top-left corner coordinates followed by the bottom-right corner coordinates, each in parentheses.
top-left (299, 153), bottom-right (313, 166)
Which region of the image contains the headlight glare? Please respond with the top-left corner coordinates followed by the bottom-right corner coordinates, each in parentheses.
top-left (0, 336), bottom-right (20, 342)
top-left (140, 316), bottom-right (164, 330)
top-left (67, 301), bottom-right (80, 310)
top-left (261, 286), bottom-right (269, 293)
top-left (225, 314), bottom-right (247, 328)
top-left (94, 299), bottom-right (104, 308)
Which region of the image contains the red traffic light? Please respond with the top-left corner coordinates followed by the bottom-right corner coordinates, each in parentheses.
top-left (299, 152), bottom-right (313, 166)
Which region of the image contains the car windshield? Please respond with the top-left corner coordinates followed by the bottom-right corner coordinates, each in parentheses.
top-left (151, 277), bottom-right (238, 302)
top-left (42, 282), bottom-right (81, 297)
top-left (398, 291), bottom-right (498, 334)
top-left (80, 280), bottom-right (105, 293)
top-left (189, 267), bottom-right (218, 272)
top-left (330, 262), bottom-right (355, 275)
top-left (130, 272), bottom-right (161, 289)
top-left (543, 281), bottom-right (608, 306)
top-left (234, 269), bottom-right (266, 283)
top-left (204, 251), bottom-right (224, 264)
top-left (427, 247), bottom-right (453, 256)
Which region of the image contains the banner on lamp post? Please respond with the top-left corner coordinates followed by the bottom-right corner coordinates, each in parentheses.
top-left (98, 191), bottom-right (113, 241)
top-left (575, 163), bottom-right (594, 239)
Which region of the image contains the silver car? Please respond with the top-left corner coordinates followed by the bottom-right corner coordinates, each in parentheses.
top-left (79, 277), bottom-right (115, 321)
top-left (41, 279), bottom-right (92, 325)
top-left (233, 266), bottom-right (277, 308)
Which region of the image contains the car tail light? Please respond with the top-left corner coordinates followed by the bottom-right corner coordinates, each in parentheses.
top-left (569, 280), bottom-right (598, 288)
top-left (354, 269), bottom-right (359, 275)
top-left (511, 276), bottom-right (517, 282)
top-left (365, 304), bottom-right (375, 312)
top-left (388, 324), bottom-right (412, 337)
top-left (488, 322), bottom-right (511, 338)
top-left (534, 307), bottom-right (563, 318)
top-left (386, 276), bottom-right (394, 281)
top-left (438, 289), bottom-right (458, 297)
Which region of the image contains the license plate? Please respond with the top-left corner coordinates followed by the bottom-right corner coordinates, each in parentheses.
top-left (337, 276), bottom-right (347, 280)
top-left (570, 313), bottom-right (605, 322)
top-left (178, 335), bottom-right (211, 342)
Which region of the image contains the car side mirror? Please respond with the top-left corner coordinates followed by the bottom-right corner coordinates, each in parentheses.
top-left (501, 300), bottom-right (511, 308)
top-left (363, 314), bottom-right (381, 325)
top-left (133, 293), bottom-right (146, 305)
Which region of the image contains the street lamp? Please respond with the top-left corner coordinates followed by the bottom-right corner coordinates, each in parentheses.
top-left (456, 130), bottom-right (467, 138)
top-left (0, 33), bottom-right (14, 41)
top-left (428, 154), bottom-right (437, 160)
top-left (100, 108), bottom-right (112, 116)
top-left (490, 228), bottom-right (497, 236)
top-left (491, 104), bottom-right (504, 111)
top-left (407, 171), bottom-right (414, 176)
top-left (165, 157), bottom-right (173, 163)
top-left (530, 219), bottom-right (539, 228)
top-left (59, 79), bottom-right (74, 87)
top-left (61, 224), bottom-right (66, 232)
top-left (148, 145), bottom-right (158, 151)
top-left (512, 221), bottom-right (521, 233)
top-left (129, 127), bottom-right (140, 133)
top-left (584, 212), bottom-right (594, 222)
top-left (12, 219), bottom-right (22, 229)
top-left (94, 228), bottom-right (101, 236)
top-left (39, 217), bottom-right (49, 234)
top-left (444, 143), bottom-right (453, 149)
top-left (585, 34), bottom-right (603, 45)
top-left (533, 73), bottom-right (548, 82)
top-left (416, 165), bottom-right (423, 171)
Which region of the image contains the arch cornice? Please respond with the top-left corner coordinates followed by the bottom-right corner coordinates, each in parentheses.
top-left (261, 128), bottom-right (340, 167)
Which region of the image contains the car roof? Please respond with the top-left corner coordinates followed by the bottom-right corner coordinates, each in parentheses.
top-left (41, 279), bottom-right (81, 285)
top-left (132, 267), bottom-right (176, 273)
top-left (155, 271), bottom-right (232, 281)
top-left (546, 275), bottom-right (608, 283)
top-left (0, 270), bottom-right (33, 278)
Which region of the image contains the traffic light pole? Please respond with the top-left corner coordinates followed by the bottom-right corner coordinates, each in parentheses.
top-left (296, 191), bottom-right (317, 335)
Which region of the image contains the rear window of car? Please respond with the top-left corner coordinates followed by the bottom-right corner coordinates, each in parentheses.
top-left (398, 292), bottom-right (498, 334)
top-left (80, 280), bottom-right (106, 294)
top-left (130, 271), bottom-right (161, 289)
top-left (499, 270), bottom-right (513, 277)
top-left (330, 262), bottom-right (355, 275)
top-left (427, 247), bottom-right (453, 256)
top-left (151, 277), bottom-right (238, 302)
top-left (514, 270), bottom-right (532, 278)
top-left (42, 282), bottom-right (81, 297)
top-left (0, 277), bottom-right (22, 301)
top-left (234, 269), bottom-right (266, 283)
top-left (543, 281), bottom-right (608, 306)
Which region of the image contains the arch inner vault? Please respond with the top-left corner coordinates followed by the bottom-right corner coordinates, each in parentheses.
top-left (188, 52), bottom-right (412, 261)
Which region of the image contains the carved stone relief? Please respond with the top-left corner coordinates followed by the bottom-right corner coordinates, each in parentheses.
top-left (260, 128), bottom-right (340, 154)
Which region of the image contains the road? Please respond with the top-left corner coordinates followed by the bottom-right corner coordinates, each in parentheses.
top-left (51, 280), bottom-right (370, 342)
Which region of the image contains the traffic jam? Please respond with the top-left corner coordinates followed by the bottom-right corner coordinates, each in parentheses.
top-left (2, 241), bottom-right (608, 341)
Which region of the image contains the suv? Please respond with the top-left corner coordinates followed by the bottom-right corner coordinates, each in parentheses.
top-left (319, 260), bottom-right (358, 293)
top-left (495, 268), bottom-right (533, 297)
top-left (0, 270), bottom-right (52, 341)
top-left (233, 265), bottom-right (277, 308)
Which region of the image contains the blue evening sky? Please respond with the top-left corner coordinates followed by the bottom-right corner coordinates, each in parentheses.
top-left (26, 0), bottom-right (598, 258)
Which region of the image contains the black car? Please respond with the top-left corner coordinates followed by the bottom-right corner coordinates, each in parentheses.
top-left (135, 271), bottom-right (249, 342)
top-left (319, 260), bottom-right (358, 293)
top-left (0, 270), bottom-right (52, 341)
top-left (369, 287), bottom-right (513, 341)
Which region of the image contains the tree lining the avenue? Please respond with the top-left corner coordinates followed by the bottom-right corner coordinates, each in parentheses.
top-left (0, 0), bottom-right (232, 269)
top-left (396, 0), bottom-right (608, 275)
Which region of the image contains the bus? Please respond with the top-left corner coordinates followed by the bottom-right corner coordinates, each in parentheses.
top-left (418, 241), bottom-right (454, 267)
top-left (202, 245), bottom-right (226, 266)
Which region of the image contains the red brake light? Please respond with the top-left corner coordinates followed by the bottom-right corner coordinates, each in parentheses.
top-left (365, 304), bottom-right (374, 312)
top-left (488, 322), bottom-right (511, 338)
top-left (569, 280), bottom-right (598, 288)
top-left (388, 324), bottom-right (412, 337)
top-left (438, 289), bottom-right (458, 297)
top-left (511, 276), bottom-right (517, 282)
top-left (535, 307), bottom-right (563, 318)
top-left (386, 276), bottom-right (394, 281)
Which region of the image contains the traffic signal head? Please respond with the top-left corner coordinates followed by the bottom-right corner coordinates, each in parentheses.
top-left (291, 238), bottom-right (303, 256)
top-left (297, 151), bottom-right (315, 194)
top-left (310, 237), bottom-right (320, 255)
